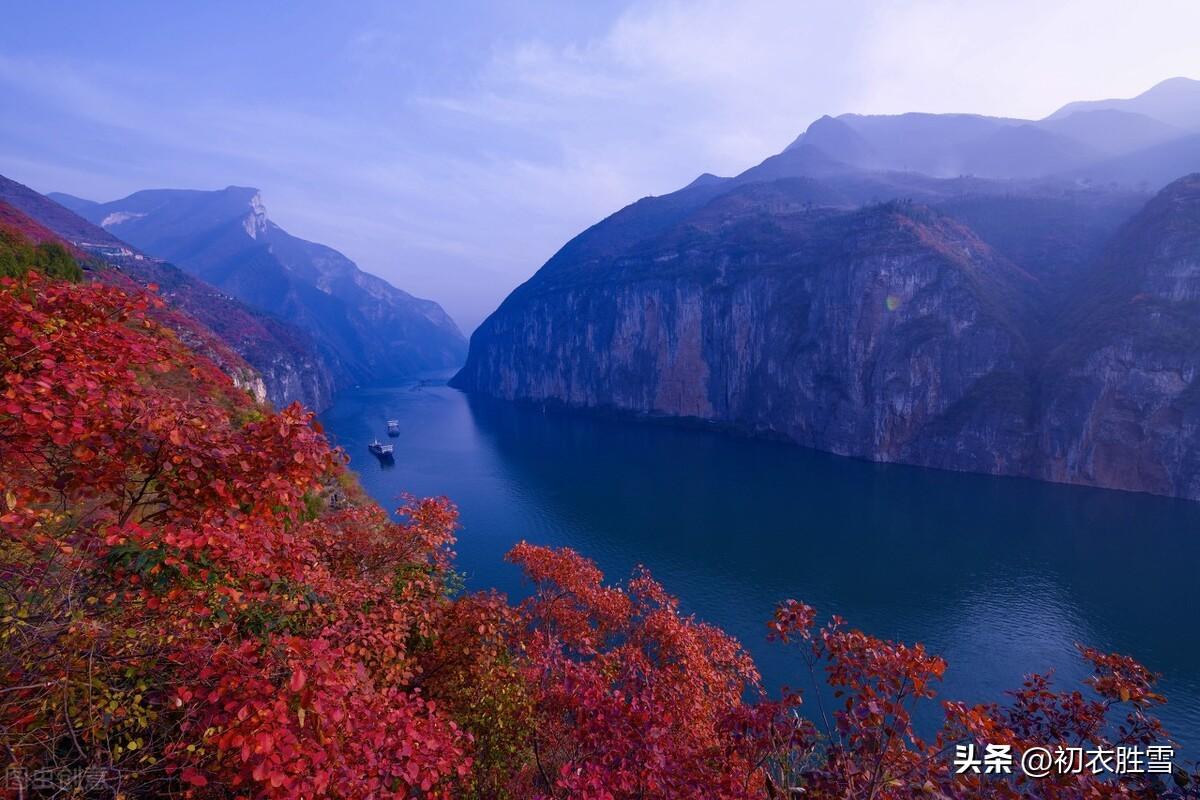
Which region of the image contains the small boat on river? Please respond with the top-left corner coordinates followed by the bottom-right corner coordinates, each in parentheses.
top-left (368, 439), bottom-right (394, 459)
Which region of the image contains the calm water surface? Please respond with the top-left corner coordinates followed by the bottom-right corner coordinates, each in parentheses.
top-left (321, 378), bottom-right (1200, 757)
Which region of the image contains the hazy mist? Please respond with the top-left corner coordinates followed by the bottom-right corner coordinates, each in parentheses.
top-left (3, 0), bottom-right (1199, 330)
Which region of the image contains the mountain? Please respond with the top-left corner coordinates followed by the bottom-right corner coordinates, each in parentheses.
top-left (454, 74), bottom-right (1200, 500)
top-left (934, 189), bottom-right (1148, 296)
top-left (774, 79), bottom-right (1200, 186)
top-left (958, 123), bottom-right (1097, 178)
top-left (1039, 174), bottom-right (1200, 498)
top-left (455, 182), bottom-right (1048, 477)
top-left (1037, 109), bottom-right (1183, 156)
top-left (456, 174), bottom-right (1200, 498)
top-left (61, 186), bottom-right (467, 388)
top-left (1046, 76), bottom-right (1200, 130)
top-left (1062, 133), bottom-right (1200, 190)
top-left (785, 112), bottom-right (1095, 178)
top-left (45, 192), bottom-right (99, 214)
top-left (1, 174), bottom-right (334, 410)
top-left (787, 115), bottom-right (876, 166)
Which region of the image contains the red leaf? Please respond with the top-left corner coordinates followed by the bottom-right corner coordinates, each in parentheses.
top-left (180, 767), bottom-right (208, 787)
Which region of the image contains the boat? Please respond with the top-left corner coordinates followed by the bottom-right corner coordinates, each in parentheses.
top-left (368, 439), bottom-right (394, 458)
top-left (386, 419), bottom-right (400, 437)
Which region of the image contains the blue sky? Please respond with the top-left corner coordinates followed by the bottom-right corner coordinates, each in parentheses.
top-left (3, 0), bottom-right (1199, 330)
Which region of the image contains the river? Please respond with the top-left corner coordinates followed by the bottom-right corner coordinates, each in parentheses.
top-left (320, 377), bottom-right (1200, 757)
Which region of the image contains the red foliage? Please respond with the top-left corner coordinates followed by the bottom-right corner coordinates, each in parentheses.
top-left (2, 261), bottom-right (1196, 799)
top-left (0, 200), bottom-right (85, 254)
top-left (1, 272), bottom-right (469, 798)
top-left (500, 543), bottom-right (774, 799)
top-left (768, 601), bottom-right (1194, 798)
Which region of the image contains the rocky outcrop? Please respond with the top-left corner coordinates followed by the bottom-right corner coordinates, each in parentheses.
top-left (1039, 174), bottom-right (1200, 498)
top-left (455, 173), bottom-right (1200, 501)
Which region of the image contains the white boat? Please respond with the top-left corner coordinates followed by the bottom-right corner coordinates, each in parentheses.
top-left (368, 439), bottom-right (394, 458)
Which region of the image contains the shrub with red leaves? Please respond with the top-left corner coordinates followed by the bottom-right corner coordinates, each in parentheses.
top-left (3, 258), bottom-right (1196, 799)
top-left (1, 272), bottom-right (471, 797)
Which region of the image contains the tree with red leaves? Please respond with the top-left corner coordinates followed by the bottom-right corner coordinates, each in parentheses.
top-left (1, 270), bottom-right (472, 797)
top-left (767, 600), bottom-right (1196, 798)
top-left (496, 543), bottom-right (774, 799)
top-left (3, 248), bottom-right (1197, 799)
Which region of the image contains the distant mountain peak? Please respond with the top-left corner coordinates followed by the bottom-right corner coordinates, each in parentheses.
top-left (682, 173), bottom-right (728, 190)
top-left (784, 114), bottom-right (838, 149)
top-left (785, 115), bottom-right (875, 167)
top-left (1144, 76), bottom-right (1200, 95)
top-left (1046, 76), bottom-right (1200, 130)
top-left (56, 184), bottom-right (466, 386)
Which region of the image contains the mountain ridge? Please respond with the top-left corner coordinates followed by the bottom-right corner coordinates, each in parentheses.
top-left (452, 74), bottom-right (1200, 500)
top-left (777, 77), bottom-right (1200, 183)
top-left (1045, 76), bottom-right (1200, 129)
top-left (61, 186), bottom-right (468, 388)
top-left (0, 174), bottom-right (335, 410)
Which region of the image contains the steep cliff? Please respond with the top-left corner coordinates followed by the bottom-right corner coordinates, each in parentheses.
top-left (1039, 174), bottom-right (1200, 497)
top-left (455, 181), bottom-right (1045, 476)
top-left (455, 172), bottom-right (1200, 500)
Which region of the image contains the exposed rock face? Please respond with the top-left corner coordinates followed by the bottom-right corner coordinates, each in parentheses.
top-left (1039, 174), bottom-right (1200, 498)
top-left (457, 182), bottom-right (1042, 473)
top-left (456, 174), bottom-right (1200, 500)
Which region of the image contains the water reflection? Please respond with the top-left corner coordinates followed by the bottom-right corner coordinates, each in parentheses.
top-left (320, 381), bottom-right (1200, 755)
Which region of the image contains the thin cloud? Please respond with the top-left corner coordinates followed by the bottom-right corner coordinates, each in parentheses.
top-left (2, 0), bottom-right (1198, 331)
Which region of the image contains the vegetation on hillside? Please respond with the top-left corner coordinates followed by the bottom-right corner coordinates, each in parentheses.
top-left (0, 222), bottom-right (82, 282)
top-left (2, 249), bottom-right (1197, 798)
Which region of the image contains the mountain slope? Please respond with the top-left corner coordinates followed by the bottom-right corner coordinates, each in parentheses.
top-left (1039, 173), bottom-right (1200, 497)
top-left (1063, 133), bottom-right (1200, 189)
top-left (66, 186), bottom-right (467, 386)
top-left (455, 186), bottom-right (1045, 476)
top-left (1037, 109), bottom-right (1183, 155)
top-left (1046, 76), bottom-right (1200, 130)
top-left (454, 151), bottom-right (1200, 498)
top-left (45, 191), bottom-right (99, 215)
top-left (1, 175), bottom-right (334, 410)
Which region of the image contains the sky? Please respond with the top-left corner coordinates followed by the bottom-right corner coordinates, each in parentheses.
top-left (3, 0), bottom-right (1200, 332)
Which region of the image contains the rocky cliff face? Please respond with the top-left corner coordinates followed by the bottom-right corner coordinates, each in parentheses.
top-left (457, 182), bottom-right (1043, 473)
top-left (1039, 174), bottom-right (1200, 497)
top-left (456, 174), bottom-right (1200, 501)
